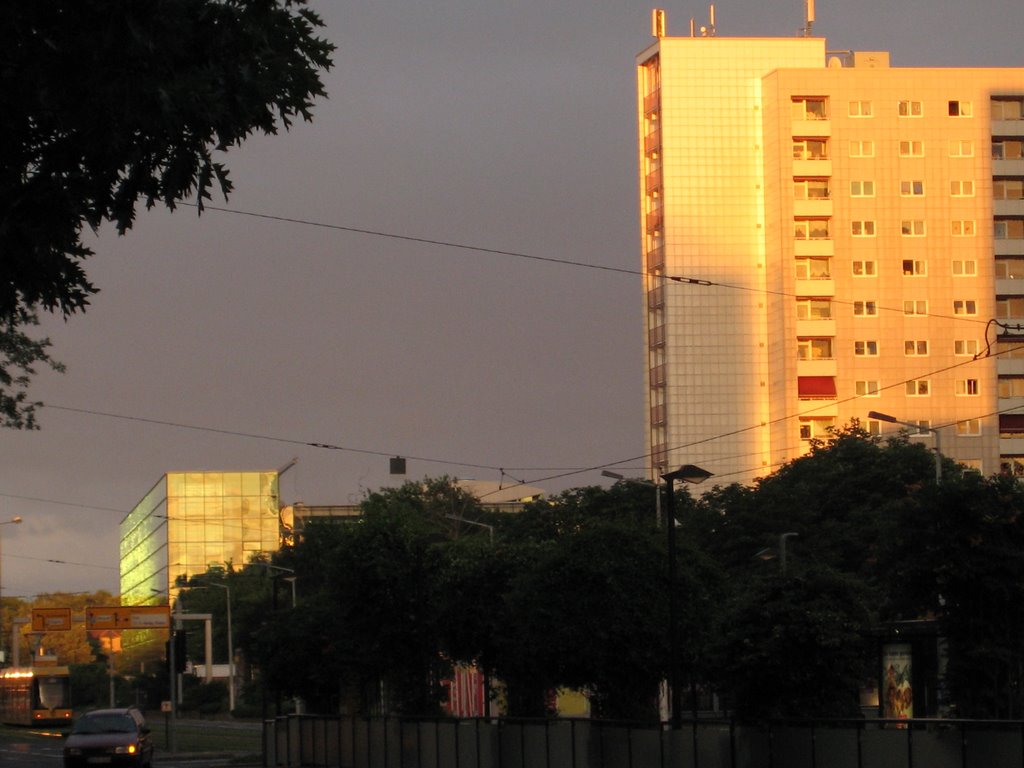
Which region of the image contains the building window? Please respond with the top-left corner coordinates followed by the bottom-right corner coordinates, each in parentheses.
top-left (956, 419), bottom-right (981, 436)
top-left (906, 380), bottom-right (930, 396)
top-left (995, 219), bottom-right (1024, 240)
top-left (948, 100), bottom-right (972, 117)
top-left (951, 220), bottom-right (976, 236)
top-left (793, 138), bottom-right (828, 160)
top-left (849, 100), bottom-right (872, 117)
top-left (901, 220), bottom-right (926, 237)
top-left (851, 220), bottom-right (876, 237)
top-left (905, 340), bottom-right (929, 356)
top-left (993, 140), bottom-right (1024, 160)
top-left (999, 377), bottom-right (1024, 397)
top-left (955, 339), bottom-right (979, 356)
top-left (994, 179), bottom-right (1024, 200)
top-left (792, 97), bottom-right (828, 120)
top-left (997, 340), bottom-right (1024, 359)
top-left (796, 299), bottom-right (832, 320)
top-left (855, 340), bottom-right (879, 356)
top-left (900, 180), bottom-right (925, 196)
top-left (854, 300), bottom-right (878, 317)
top-left (798, 338), bottom-right (833, 359)
top-left (902, 260), bottom-right (927, 276)
top-left (899, 140), bottom-right (924, 157)
top-left (997, 297), bottom-right (1024, 318)
top-left (850, 180), bottom-right (875, 197)
top-left (799, 417), bottom-right (835, 441)
top-left (904, 300), bottom-right (928, 316)
top-left (950, 180), bottom-right (975, 197)
top-left (950, 140), bottom-right (974, 157)
top-left (952, 259), bottom-right (977, 276)
top-left (852, 260), bottom-right (877, 276)
top-left (794, 219), bottom-right (830, 239)
top-left (992, 98), bottom-right (1024, 121)
top-left (996, 259), bottom-right (1024, 278)
top-left (955, 379), bottom-right (981, 395)
top-left (794, 178), bottom-right (831, 200)
top-left (849, 140), bottom-right (875, 157)
top-left (898, 100), bottom-right (923, 117)
top-left (866, 419), bottom-right (881, 436)
top-left (953, 299), bottom-right (977, 315)
top-left (794, 257), bottom-right (831, 280)
top-left (855, 380), bottom-right (881, 397)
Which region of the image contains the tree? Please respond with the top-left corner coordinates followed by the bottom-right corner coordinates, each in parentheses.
top-left (0, 0), bottom-right (334, 424)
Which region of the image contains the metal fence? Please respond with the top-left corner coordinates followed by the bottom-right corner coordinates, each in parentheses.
top-left (263, 715), bottom-right (1024, 768)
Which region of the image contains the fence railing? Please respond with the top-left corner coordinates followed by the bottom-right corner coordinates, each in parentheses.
top-left (263, 714), bottom-right (1024, 768)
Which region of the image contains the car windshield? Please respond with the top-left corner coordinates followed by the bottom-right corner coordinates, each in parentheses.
top-left (72, 714), bottom-right (137, 734)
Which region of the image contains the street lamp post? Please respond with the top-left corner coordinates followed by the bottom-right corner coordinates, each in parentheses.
top-left (661, 465), bottom-right (712, 730)
top-left (0, 516), bottom-right (23, 666)
top-left (868, 410), bottom-right (942, 482)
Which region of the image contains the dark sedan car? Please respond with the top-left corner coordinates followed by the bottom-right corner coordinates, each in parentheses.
top-left (63, 707), bottom-right (153, 768)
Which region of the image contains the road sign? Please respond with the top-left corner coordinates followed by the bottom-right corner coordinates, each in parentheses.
top-left (31, 608), bottom-right (72, 632)
top-left (85, 605), bottom-right (170, 630)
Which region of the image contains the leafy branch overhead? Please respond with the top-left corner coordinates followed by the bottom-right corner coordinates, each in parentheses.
top-left (0, 0), bottom-right (334, 424)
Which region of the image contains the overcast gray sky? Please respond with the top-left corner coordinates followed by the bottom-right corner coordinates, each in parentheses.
top-left (2, 0), bottom-right (1022, 598)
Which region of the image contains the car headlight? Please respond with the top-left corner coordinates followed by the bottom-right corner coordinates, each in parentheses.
top-left (113, 744), bottom-right (138, 754)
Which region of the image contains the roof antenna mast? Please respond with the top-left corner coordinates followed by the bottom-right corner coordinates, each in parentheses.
top-left (802, 0), bottom-right (815, 36)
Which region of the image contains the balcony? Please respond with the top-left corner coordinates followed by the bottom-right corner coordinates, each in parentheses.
top-left (792, 158), bottom-right (832, 177)
top-left (797, 358), bottom-right (838, 376)
top-left (994, 159), bottom-right (1024, 176)
top-left (995, 199), bottom-right (1024, 217)
top-left (997, 277), bottom-right (1024, 295)
top-left (996, 239), bottom-right (1024, 256)
top-left (795, 319), bottom-right (836, 337)
top-left (793, 199), bottom-right (833, 217)
top-left (795, 278), bottom-right (835, 296)
top-left (993, 120), bottom-right (1024, 136)
top-left (791, 119), bottom-right (831, 137)
top-left (999, 358), bottom-right (1024, 376)
top-left (1000, 437), bottom-right (1024, 454)
top-left (794, 239), bottom-right (835, 257)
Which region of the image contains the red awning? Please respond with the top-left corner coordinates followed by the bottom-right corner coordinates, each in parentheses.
top-left (798, 376), bottom-right (837, 397)
top-left (1000, 414), bottom-right (1024, 434)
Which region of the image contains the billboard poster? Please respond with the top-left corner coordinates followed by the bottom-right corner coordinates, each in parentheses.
top-left (882, 643), bottom-right (913, 719)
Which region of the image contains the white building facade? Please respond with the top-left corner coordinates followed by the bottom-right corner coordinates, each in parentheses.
top-left (637, 20), bottom-right (1024, 484)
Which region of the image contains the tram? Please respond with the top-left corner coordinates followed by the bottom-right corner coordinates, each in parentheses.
top-left (0, 666), bottom-right (73, 726)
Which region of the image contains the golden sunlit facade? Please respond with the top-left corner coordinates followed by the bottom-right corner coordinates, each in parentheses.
top-left (638, 20), bottom-right (1024, 484)
top-left (119, 471), bottom-right (281, 607)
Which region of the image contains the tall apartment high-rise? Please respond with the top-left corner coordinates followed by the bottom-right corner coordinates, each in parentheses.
top-left (637, 11), bottom-right (1024, 485)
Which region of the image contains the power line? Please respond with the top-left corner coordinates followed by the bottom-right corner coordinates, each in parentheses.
top-left (199, 203), bottom-right (994, 328)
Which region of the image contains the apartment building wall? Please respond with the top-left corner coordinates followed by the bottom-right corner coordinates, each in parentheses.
top-left (638, 31), bottom-right (1024, 483)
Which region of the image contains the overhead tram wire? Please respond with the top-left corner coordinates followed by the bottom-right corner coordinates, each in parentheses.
top-left (481, 338), bottom-right (1024, 497)
top-left (193, 204), bottom-right (998, 331)
top-left (41, 339), bottom-right (1024, 503)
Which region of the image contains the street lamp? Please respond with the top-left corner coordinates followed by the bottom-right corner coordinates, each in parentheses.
top-left (868, 410), bottom-right (942, 482)
top-left (0, 516), bottom-right (23, 666)
top-left (661, 465), bottom-right (712, 729)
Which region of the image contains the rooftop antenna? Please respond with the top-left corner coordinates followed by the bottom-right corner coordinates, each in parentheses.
top-left (802, 0), bottom-right (815, 36)
top-left (651, 8), bottom-right (666, 38)
top-left (689, 17), bottom-right (695, 37)
top-left (709, 4), bottom-right (717, 35)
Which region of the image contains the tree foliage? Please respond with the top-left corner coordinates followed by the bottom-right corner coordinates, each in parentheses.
top-left (179, 435), bottom-right (1024, 720)
top-left (0, 0), bottom-right (334, 425)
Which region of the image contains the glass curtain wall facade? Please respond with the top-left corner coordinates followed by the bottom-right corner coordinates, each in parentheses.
top-left (120, 471), bottom-right (281, 606)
